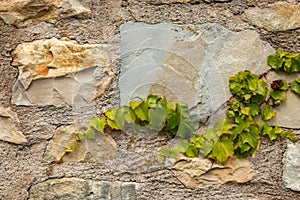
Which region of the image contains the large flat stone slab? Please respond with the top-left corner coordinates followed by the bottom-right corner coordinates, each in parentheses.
top-left (120, 22), bottom-right (274, 125)
top-left (11, 37), bottom-right (115, 107)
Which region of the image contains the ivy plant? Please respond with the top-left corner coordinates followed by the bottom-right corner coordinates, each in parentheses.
top-left (47, 50), bottom-right (300, 175)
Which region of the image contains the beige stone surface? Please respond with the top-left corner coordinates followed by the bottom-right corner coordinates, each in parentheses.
top-left (243, 2), bottom-right (300, 31)
top-left (11, 37), bottom-right (115, 106)
top-left (44, 124), bottom-right (118, 162)
top-left (0, 107), bottom-right (27, 144)
top-left (0, 0), bottom-right (91, 27)
top-left (171, 157), bottom-right (256, 189)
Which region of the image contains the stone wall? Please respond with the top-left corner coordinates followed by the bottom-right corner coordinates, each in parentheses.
top-left (0, 0), bottom-right (300, 199)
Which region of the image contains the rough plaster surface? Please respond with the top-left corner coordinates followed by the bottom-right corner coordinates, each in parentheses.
top-left (0, 0), bottom-right (300, 199)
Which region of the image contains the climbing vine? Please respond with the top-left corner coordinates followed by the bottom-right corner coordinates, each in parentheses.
top-left (47, 50), bottom-right (300, 175)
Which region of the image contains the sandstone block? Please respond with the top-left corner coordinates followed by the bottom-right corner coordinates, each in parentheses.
top-left (171, 157), bottom-right (256, 188)
top-left (243, 2), bottom-right (300, 32)
top-left (0, 0), bottom-right (91, 27)
top-left (11, 37), bottom-right (115, 107)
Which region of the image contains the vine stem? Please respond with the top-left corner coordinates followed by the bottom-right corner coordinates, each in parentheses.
top-left (196, 68), bottom-right (274, 130)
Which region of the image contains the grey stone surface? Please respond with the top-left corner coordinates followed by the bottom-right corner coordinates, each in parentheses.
top-left (0, 0), bottom-right (91, 28)
top-left (267, 71), bottom-right (300, 129)
top-left (29, 178), bottom-right (138, 200)
top-left (11, 37), bottom-right (115, 107)
top-left (283, 143), bottom-right (300, 191)
top-left (120, 22), bottom-right (273, 125)
top-left (243, 2), bottom-right (300, 32)
top-left (0, 107), bottom-right (27, 144)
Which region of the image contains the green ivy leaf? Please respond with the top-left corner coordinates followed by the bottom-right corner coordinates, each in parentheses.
top-left (107, 119), bottom-right (121, 130)
top-left (229, 99), bottom-right (240, 112)
top-left (147, 94), bottom-right (160, 108)
top-left (262, 105), bottom-right (276, 121)
top-left (270, 91), bottom-right (287, 101)
top-left (190, 134), bottom-right (205, 148)
top-left (185, 144), bottom-right (198, 157)
top-left (240, 126), bottom-right (260, 148)
top-left (239, 142), bottom-right (251, 153)
top-left (284, 58), bottom-right (293, 74)
top-left (268, 55), bottom-right (283, 71)
top-left (157, 96), bottom-right (168, 109)
top-left (277, 50), bottom-right (289, 58)
top-left (290, 57), bottom-right (300, 73)
top-left (75, 132), bottom-right (84, 141)
top-left (199, 139), bottom-right (214, 157)
top-left (241, 107), bottom-right (250, 116)
top-left (231, 120), bottom-right (246, 141)
top-left (203, 128), bottom-right (219, 142)
top-left (105, 108), bottom-right (117, 120)
top-left (291, 79), bottom-right (300, 95)
top-left (64, 141), bottom-right (78, 153)
top-left (88, 116), bottom-right (107, 133)
top-left (214, 119), bottom-right (235, 135)
top-left (165, 102), bottom-right (180, 131)
top-left (246, 72), bottom-right (259, 91)
top-left (148, 107), bottom-right (166, 131)
top-left (85, 127), bottom-right (96, 139)
top-left (131, 101), bottom-right (149, 122)
top-left (160, 146), bottom-right (180, 159)
top-left (257, 80), bottom-right (268, 97)
top-left (115, 106), bottom-right (136, 130)
top-left (166, 108), bottom-right (180, 132)
top-left (176, 140), bottom-right (190, 152)
top-left (176, 103), bottom-right (195, 139)
top-left (248, 103), bottom-right (260, 116)
top-left (280, 80), bottom-right (289, 91)
top-left (280, 130), bottom-right (298, 142)
top-left (129, 100), bottom-right (143, 110)
top-left (261, 123), bottom-right (277, 141)
top-left (209, 137), bottom-right (234, 164)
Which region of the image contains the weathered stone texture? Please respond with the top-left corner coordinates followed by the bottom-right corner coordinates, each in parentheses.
top-left (44, 125), bottom-right (118, 162)
top-left (120, 22), bottom-right (273, 124)
top-left (0, 0), bottom-right (91, 27)
top-left (137, 0), bottom-right (231, 4)
top-left (243, 2), bottom-right (300, 31)
top-left (29, 178), bottom-right (138, 200)
top-left (0, 107), bottom-right (27, 144)
top-left (282, 143), bottom-right (300, 191)
top-left (11, 37), bottom-right (115, 106)
top-left (172, 157), bottom-right (256, 189)
top-left (267, 71), bottom-right (300, 128)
